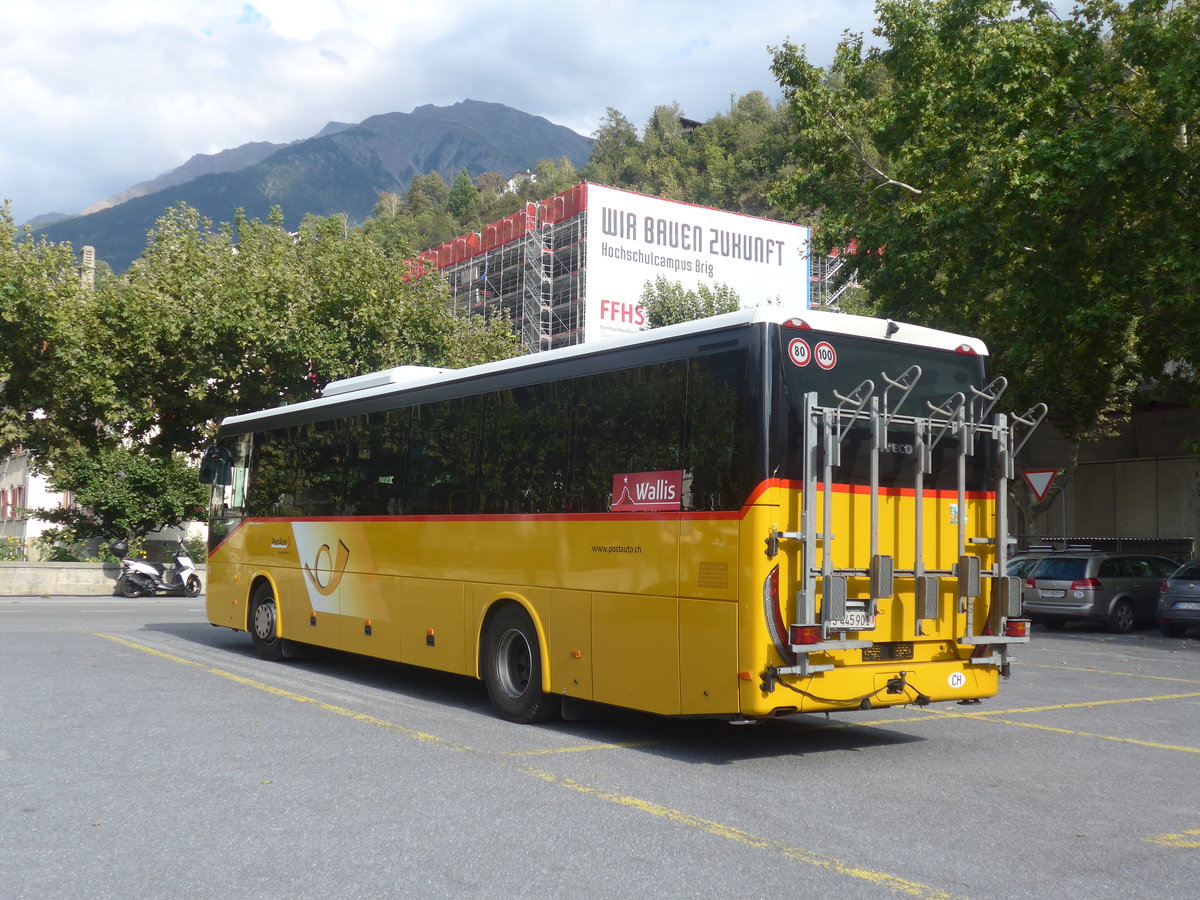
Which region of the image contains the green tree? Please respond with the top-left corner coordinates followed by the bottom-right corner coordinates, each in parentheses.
top-left (639, 277), bottom-right (742, 328)
top-left (0, 202), bottom-right (113, 460)
top-left (587, 107), bottom-right (641, 188)
top-left (447, 168), bottom-right (482, 225)
top-left (769, 0), bottom-right (1200, 447)
top-left (33, 445), bottom-right (208, 542)
top-left (5, 201), bottom-right (519, 462)
top-left (581, 96), bottom-right (799, 221)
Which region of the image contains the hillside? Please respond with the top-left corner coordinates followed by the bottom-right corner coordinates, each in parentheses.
top-left (38, 100), bottom-right (593, 271)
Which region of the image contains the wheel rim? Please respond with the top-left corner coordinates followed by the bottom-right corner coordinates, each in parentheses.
top-left (1114, 604), bottom-right (1133, 631)
top-left (495, 627), bottom-right (532, 699)
top-left (253, 598), bottom-right (277, 643)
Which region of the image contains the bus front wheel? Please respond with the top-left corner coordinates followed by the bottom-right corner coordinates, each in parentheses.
top-left (483, 605), bottom-right (561, 724)
top-left (249, 583), bottom-right (285, 661)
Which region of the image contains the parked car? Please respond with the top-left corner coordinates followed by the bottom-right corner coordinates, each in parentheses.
top-left (1157, 561), bottom-right (1200, 637)
top-left (1007, 553), bottom-right (1050, 580)
top-left (1022, 552), bottom-right (1179, 633)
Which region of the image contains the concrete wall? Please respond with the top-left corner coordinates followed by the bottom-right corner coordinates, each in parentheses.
top-left (0, 562), bottom-right (207, 596)
top-left (1016, 403), bottom-right (1200, 547)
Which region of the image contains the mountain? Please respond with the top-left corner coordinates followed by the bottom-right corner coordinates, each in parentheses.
top-left (37, 101), bottom-right (593, 271)
top-left (75, 122), bottom-right (356, 216)
top-left (25, 212), bottom-right (71, 228)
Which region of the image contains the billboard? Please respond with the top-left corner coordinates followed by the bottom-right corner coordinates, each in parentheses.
top-left (583, 183), bottom-right (810, 341)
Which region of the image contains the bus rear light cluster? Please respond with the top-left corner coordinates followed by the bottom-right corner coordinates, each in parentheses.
top-left (955, 344), bottom-right (978, 356)
top-left (1004, 619), bottom-right (1030, 638)
top-left (789, 625), bottom-right (822, 645)
top-left (782, 317), bottom-right (811, 330)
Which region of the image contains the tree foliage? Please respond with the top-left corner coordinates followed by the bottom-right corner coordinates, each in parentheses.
top-left (2, 201), bottom-right (518, 469)
top-left (584, 94), bottom-right (801, 219)
top-left (639, 277), bottom-right (742, 328)
top-left (769, 0), bottom-right (1199, 443)
top-left (33, 445), bottom-right (209, 542)
top-left (0, 202), bottom-right (113, 457)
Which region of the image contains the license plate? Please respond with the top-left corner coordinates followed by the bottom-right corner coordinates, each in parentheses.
top-left (1040, 589), bottom-right (1066, 598)
top-left (826, 609), bottom-right (876, 631)
top-left (1177, 601), bottom-right (1200, 610)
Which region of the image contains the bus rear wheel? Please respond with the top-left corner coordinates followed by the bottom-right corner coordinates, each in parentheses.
top-left (483, 606), bottom-right (560, 724)
top-left (249, 583), bottom-right (284, 661)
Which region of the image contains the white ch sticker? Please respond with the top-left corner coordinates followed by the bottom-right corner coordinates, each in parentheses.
top-left (948, 672), bottom-right (966, 689)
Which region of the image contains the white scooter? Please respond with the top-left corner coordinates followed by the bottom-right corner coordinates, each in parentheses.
top-left (111, 541), bottom-right (202, 598)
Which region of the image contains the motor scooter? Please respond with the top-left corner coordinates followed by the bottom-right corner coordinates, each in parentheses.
top-left (111, 541), bottom-right (202, 598)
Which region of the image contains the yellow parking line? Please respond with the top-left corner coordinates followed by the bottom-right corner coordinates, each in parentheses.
top-left (966, 692), bottom-right (1200, 716)
top-left (924, 708), bottom-right (1200, 755)
top-left (516, 762), bottom-right (965, 899)
top-left (93, 633), bottom-right (466, 751)
top-left (499, 742), bottom-right (663, 755)
top-left (1015, 662), bottom-right (1200, 686)
top-left (1146, 829), bottom-right (1200, 849)
top-left (95, 632), bottom-right (967, 899)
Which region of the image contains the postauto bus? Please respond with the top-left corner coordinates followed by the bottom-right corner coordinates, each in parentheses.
top-left (200, 306), bottom-right (1045, 723)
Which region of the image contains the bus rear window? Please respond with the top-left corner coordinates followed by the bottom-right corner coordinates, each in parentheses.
top-left (775, 330), bottom-right (995, 492)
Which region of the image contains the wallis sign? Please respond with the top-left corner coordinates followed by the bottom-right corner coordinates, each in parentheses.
top-left (611, 470), bottom-right (684, 513)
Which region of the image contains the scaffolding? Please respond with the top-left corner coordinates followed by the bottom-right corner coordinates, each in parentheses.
top-left (809, 248), bottom-right (858, 311)
top-left (431, 194), bottom-right (587, 354)
top-left (426, 182), bottom-right (838, 354)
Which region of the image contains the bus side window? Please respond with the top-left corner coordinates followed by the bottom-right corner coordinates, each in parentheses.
top-left (685, 351), bottom-right (748, 511)
top-left (479, 383), bottom-right (570, 514)
top-left (345, 409), bottom-right (409, 516)
top-left (290, 420), bottom-right (347, 517)
top-left (406, 397), bottom-right (481, 515)
top-left (569, 361), bottom-right (687, 513)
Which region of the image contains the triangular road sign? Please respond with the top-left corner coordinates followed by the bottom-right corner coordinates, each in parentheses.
top-left (1021, 469), bottom-right (1058, 502)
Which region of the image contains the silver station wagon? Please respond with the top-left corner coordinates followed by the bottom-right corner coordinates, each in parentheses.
top-left (1022, 552), bottom-right (1179, 633)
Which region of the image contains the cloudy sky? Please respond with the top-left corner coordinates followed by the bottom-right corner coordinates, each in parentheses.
top-left (1, 0), bottom-right (881, 225)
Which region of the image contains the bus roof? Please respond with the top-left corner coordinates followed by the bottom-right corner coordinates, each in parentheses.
top-left (219, 305), bottom-right (989, 431)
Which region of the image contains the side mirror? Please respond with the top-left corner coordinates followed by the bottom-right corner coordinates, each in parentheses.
top-left (199, 445), bottom-right (233, 486)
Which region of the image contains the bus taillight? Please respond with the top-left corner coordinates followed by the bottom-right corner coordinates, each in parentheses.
top-left (955, 344), bottom-right (977, 355)
top-left (1004, 619), bottom-right (1030, 638)
top-left (789, 625), bottom-right (822, 645)
top-left (783, 317), bottom-right (811, 330)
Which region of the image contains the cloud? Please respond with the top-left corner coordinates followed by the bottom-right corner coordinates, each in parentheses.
top-left (0, 0), bottom-right (879, 224)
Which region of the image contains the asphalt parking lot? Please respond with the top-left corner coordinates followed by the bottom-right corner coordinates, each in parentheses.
top-left (2, 596), bottom-right (1197, 899)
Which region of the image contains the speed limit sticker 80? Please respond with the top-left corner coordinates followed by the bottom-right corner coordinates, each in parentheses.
top-left (788, 338), bottom-right (811, 366)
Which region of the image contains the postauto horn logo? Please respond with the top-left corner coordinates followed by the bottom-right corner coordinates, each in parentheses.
top-left (302, 539), bottom-right (350, 596)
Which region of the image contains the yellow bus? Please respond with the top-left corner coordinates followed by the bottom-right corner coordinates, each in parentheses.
top-left (201, 306), bottom-right (1045, 723)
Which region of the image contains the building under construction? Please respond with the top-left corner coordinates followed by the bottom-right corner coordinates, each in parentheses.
top-left (420, 182), bottom-right (816, 354)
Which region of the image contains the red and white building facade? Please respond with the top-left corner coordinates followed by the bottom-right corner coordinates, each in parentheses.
top-left (419, 182), bottom-right (813, 354)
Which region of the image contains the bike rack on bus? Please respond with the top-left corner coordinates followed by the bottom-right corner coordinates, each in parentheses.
top-left (765, 366), bottom-right (1048, 682)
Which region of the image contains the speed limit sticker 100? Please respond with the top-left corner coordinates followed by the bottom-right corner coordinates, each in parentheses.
top-left (814, 341), bottom-right (837, 370)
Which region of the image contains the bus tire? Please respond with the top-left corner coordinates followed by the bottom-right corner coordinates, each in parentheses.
top-left (249, 582), bottom-right (285, 661)
top-left (483, 605), bottom-right (561, 724)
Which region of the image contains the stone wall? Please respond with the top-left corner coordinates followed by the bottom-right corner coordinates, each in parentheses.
top-left (0, 562), bottom-right (206, 596)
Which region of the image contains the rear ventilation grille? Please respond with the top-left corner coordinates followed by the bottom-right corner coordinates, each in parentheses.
top-left (697, 562), bottom-right (730, 590)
